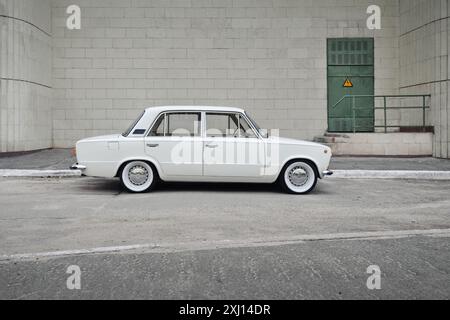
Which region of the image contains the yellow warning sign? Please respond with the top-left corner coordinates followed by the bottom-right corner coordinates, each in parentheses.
top-left (343, 78), bottom-right (353, 88)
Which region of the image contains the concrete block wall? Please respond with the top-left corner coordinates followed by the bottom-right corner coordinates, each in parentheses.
top-left (0, 0), bottom-right (52, 152)
top-left (50, 0), bottom-right (400, 148)
top-left (399, 0), bottom-right (450, 159)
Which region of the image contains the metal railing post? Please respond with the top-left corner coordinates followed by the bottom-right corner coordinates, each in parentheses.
top-left (384, 96), bottom-right (387, 133)
top-left (422, 95), bottom-right (426, 131)
top-left (352, 96), bottom-right (356, 134)
top-left (332, 94), bottom-right (430, 133)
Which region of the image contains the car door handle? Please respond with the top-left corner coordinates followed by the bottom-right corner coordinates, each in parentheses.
top-left (147, 143), bottom-right (159, 148)
top-left (205, 144), bottom-right (218, 148)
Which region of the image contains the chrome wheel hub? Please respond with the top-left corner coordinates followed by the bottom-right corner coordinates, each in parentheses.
top-left (288, 166), bottom-right (308, 187)
top-left (128, 165), bottom-right (149, 186)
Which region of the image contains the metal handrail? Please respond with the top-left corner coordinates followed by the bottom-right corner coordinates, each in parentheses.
top-left (331, 94), bottom-right (431, 133)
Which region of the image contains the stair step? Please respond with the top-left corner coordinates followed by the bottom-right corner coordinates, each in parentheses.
top-left (324, 133), bottom-right (350, 138)
top-left (314, 135), bottom-right (349, 144)
top-left (313, 136), bottom-right (327, 143)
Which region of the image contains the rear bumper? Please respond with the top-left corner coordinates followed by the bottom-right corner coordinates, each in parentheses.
top-left (70, 161), bottom-right (119, 178)
top-left (70, 163), bottom-right (86, 171)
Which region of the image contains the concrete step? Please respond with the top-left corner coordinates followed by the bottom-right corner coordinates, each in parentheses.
top-left (324, 133), bottom-right (350, 138)
top-left (314, 132), bottom-right (433, 156)
top-left (313, 134), bottom-right (350, 144)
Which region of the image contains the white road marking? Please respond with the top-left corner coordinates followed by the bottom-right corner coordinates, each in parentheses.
top-left (0, 244), bottom-right (159, 261)
top-left (1, 228), bottom-right (449, 262)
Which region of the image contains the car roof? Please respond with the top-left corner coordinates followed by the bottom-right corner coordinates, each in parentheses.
top-left (145, 106), bottom-right (246, 113)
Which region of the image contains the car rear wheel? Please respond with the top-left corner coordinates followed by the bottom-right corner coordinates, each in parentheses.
top-left (120, 161), bottom-right (157, 193)
top-left (280, 160), bottom-right (318, 194)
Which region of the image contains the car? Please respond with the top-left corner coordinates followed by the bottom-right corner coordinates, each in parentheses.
top-left (71, 106), bottom-right (333, 194)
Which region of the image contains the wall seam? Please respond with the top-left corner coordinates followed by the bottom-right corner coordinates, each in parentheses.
top-left (0, 15), bottom-right (51, 37)
top-left (446, 0), bottom-right (450, 159)
top-left (399, 16), bottom-right (449, 37)
top-left (399, 78), bottom-right (450, 89)
top-left (0, 77), bottom-right (52, 89)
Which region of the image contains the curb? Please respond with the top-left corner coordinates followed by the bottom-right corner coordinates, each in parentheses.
top-left (0, 169), bottom-right (81, 178)
top-left (331, 170), bottom-right (450, 180)
top-left (0, 169), bottom-right (450, 180)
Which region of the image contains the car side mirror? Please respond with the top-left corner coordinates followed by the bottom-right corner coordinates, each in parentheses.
top-left (259, 129), bottom-right (269, 138)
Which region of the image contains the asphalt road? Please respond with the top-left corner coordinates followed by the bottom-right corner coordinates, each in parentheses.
top-left (0, 177), bottom-right (449, 299)
top-left (1, 236), bottom-right (449, 300)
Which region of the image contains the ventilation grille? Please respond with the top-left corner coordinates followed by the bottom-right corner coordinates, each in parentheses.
top-left (328, 39), bottom-right (374, 66)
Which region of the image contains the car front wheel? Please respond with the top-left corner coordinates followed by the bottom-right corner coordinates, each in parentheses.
top-left (280, 160), bottom-right (318, 194)
top-left (120, 161), bottom-right (157, 193)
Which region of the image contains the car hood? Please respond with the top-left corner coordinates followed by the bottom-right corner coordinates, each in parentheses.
top-left (78, 134), bottom-right (122, 143)
top-left (267, 136), bottom-right (327, 148)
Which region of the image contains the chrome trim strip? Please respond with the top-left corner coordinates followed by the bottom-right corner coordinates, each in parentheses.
top-left (70, 163), bottom-right (86, 171)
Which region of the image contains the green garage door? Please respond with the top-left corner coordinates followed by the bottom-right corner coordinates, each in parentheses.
top-left (327, 38), bottom-right (374, 132)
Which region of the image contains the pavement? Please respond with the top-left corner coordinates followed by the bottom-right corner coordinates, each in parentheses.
top-left (332, 156), bottom-right (450, 171)
top-left (0, 149), bottom-right (449, 299)
top-left (0, 177), bottom-right (449, 299)
top-left (1, 236), bottom-right (448, 300)
top-left (0, 149), bottom-right (76, 170)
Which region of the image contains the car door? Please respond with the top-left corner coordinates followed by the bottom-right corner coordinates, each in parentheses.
top-left (144, 112), bottom-right (203, 178)
top-left (203, 112), bottom-right (265, 178)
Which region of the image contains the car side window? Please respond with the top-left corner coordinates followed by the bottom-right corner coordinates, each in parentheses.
top-left (238, 115), bottom-right (257, 138)
top-left (149, 114), bottom-right (165, 136)
top-left (150, 112), bottom-right (201, 137)
top-left (206, 113), bottom-right (239, 137)
top-left (168, 113), bottom-right (201, 137)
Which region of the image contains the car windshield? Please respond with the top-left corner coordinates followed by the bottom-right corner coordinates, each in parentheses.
top-left (245, 112), bottom-right (263, 136)
top-left (122, 111), bottom-right (145, 137)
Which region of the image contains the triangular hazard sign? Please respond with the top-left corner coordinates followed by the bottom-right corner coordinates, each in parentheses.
top-left (343, 78), bottom-right (353, 87)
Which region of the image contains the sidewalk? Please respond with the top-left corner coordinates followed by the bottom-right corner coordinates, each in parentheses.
top-left (0, 149), bottom-right (75, 170)
top-left (0, 148), bottom-right (449, 178)
top-left (331, 156), bottom-right (450, 171)
top-left (0, 149), bottom-right (78, 177)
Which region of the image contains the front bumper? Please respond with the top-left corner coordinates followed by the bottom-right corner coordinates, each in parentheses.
top-left (70, 163), bottom-right (86, 171)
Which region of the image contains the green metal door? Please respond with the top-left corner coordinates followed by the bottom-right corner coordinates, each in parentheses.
top-left (327, 38), bottom-right (375, 132)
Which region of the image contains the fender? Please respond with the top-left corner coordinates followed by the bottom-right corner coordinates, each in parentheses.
top-left (276, 155), bottom-right (321, 180)
top-left (115, 155), bottom-right (163, 178)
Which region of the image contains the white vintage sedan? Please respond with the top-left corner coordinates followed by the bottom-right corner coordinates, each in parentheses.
top-left (72, 106), bottom-right (333, 194)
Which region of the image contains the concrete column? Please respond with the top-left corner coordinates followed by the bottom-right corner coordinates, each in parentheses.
top-left (0, 0), bottom-right (52, 152)
top-left (399, 0), bottom-right (450, 159)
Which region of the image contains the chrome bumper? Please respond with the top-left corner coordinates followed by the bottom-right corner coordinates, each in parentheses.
top-left (70, 163), bottom-right (86, 171)
top-left (323, 170), bottom-right (334, 176)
